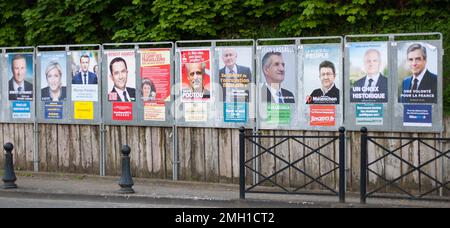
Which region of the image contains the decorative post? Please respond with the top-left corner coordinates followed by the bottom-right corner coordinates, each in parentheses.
top-left (2, 143), bottom-right (17, 189)
top-left (118, 145), bottom-right (134, 194)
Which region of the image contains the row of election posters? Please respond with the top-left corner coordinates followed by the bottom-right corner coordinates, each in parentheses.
top-left (104, 49), bottom-right (172, 122)
top-left (347, 41), bottom-right (439, 129)
top-left (1, 40), bottom-right (441, 131)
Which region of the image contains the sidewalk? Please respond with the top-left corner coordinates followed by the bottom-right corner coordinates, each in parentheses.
top-left (0, 171), bottom-right (449, 208)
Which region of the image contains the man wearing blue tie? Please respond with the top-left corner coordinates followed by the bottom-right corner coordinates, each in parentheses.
top-left (72, 54), bottom-right (98, 85)
top-left (400, 43), bottom-right (437, 103)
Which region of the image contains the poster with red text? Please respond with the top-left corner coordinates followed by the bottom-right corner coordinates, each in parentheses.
top-left (180, 49), bottom-right (211, 102)
top-left (309, 105), bottom-right (336, 126)
top-left (140, 49), bottom-right (171, 103)
top-left (112, 102), bottom-right (133, 121)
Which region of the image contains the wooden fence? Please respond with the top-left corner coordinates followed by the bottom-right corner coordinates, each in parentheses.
top-left (0, 116), bottom-right (449, 195)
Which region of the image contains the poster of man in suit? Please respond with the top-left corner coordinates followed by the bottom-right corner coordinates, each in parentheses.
top-left (398, 42), bottom-right (438, 104)
top-left (217, 47), bottom-right (252, 103)
top-left (7, 53), bottom-right (34, 101)
top-left (70, 51), bottom-right (99, 101)
top-left (106, 50), bottom-right (136, 102)
top-left (260, 46), bottom-right (296, 104)
top-left (349, 42), bottom-right (389, 103)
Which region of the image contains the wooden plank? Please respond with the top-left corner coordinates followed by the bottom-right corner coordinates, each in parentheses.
top-left (319, 131), bottom-right (335, 191)
top-left (57, 125), bottom-right (70, 172)
top-left (289, 130), bottom-right (305, 188)
top-left (419, 133), bottom-right (437, 195)
top-left (245, 129), bottom-right (254, 185)
top-left (104, 125), bottom-right (115, 176)
top-left (46, 124), bottom-right (58, 172)
top-left (191, 128), bottom-right (205, 181)
top-left (400, 132), bottom-right (420, 193)
top-left (384, 132), bottom-right (402, 193)
top-left (114, 126), bottom-right (122, 175)
top-left (38, 124), bottom-right (47, 171)
top-left (128, 126), bottom-right (139, 177)
top-left (91, 125), bottom-right (100, 175)
top-left (69, 125), bottom-right (81, 173)
top-left (274, 130), bottom-right (290, 188)
top-left (151, 127), bottom-right (164, 178)
top-left (204, 128), bottom-right (219, 182)
top-left (25, 124), bottom-right (34, 171)
top-left (349, 131), bottom-right (360, 192)
top-left (259, 130), bottom-right (275, 187)
top-left (304, 131), bottom-right (319, 190)
top-left (80, 125), bottom-right (93, 174)
top-left (231, 129), bottom-right (241, 183)
top-left (178, 128), bottom-right (192, 180)
top-left (144, 127), bottom-right (152, 176)
top-left (15, 124), bottom-right (26, 171)
top-left (164, 127), bottom-right (174, 179)
top-left (218, 128), bottom-right (232, 183)
top-left (118, 126), bottom-right (128, 176)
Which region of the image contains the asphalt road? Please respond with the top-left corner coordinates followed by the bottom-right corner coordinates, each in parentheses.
top-left (0, 195), bottom-right (207, 208)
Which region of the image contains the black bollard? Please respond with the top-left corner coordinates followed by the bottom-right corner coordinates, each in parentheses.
top-left (2, 143), bottom-right (17, 189)
top-left (118, 145), bottom-right (134, 194)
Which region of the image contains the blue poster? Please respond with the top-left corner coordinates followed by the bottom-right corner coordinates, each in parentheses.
top-left (403, 105), bottom-right (432, 127)
top-left (11, 101), bottom-right (31, 119)
top-left (224, 102), bottom-right (247, 123)
top-left (44, 102), bottom-right (64, 119)
top-left (355, 104), bottom-right (383, 125)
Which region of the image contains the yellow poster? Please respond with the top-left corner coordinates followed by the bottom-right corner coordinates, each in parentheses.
top-left (74, 102), bottom-right (94, 120)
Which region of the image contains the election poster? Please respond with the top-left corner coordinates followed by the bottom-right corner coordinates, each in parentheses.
top-left (40, 52), bottom-right (67, 102)
top-left (304, 44), bottom-right (341, 105)
top-left (70, 51), bottom-right (99, 102)
top-left (140, 48), bottom-right (171, 102)
top-left (140, 48), bottom-right (171, 121)
top-left (309, 105), bottom-right (336, 127)
top-left (260, 46), bottom-right (296, 104)
top-left (218, 47), bottom-right (252, 123)
top-left (349, 42), bottom-right (388, 103)
top-left (397, 42), bottom-right (438, 104)
top-left (112, 102), bottom-right (133, 121)
top-left (355, 104), bottom-right (384, 125)
top-left (180, 49), bottom-right (211, 102)
top-left (74, 101), bottom-right (94, 120)
top-left (106, 50), bottom-right (136, 102)
top-left (184, 102), bottom-right (207, 122)
top-left (403, 105), bottom-right (432, 127)
top-left (7, 53), bottom-right (34, 101)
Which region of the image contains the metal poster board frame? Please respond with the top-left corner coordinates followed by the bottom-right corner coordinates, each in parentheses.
top-left (175, 39), bottom-right (255, 129)
top-left (102, 42), bottom-right (175, 127)
top-left (390, 33), bottom-right (443, 133)
top-left (1, 46), bottom-right (36, 124)
top-left (36, 45), bottom-right (102, 125)
top-left (256, 36), bottom-right (344, 131)
top-left (344, 33), bottom-right (443, 132)
top-left (35, 45), bottom-right (72, 124)
top-left (344, 35), bottom-right (393, 132)
top-left (67, 44), bottom-right (102, 125)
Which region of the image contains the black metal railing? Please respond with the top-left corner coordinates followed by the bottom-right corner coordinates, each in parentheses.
top-left (239, 127), bottom-right (346, 203)
top-left (360, 127), bottom-right (450, 203)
